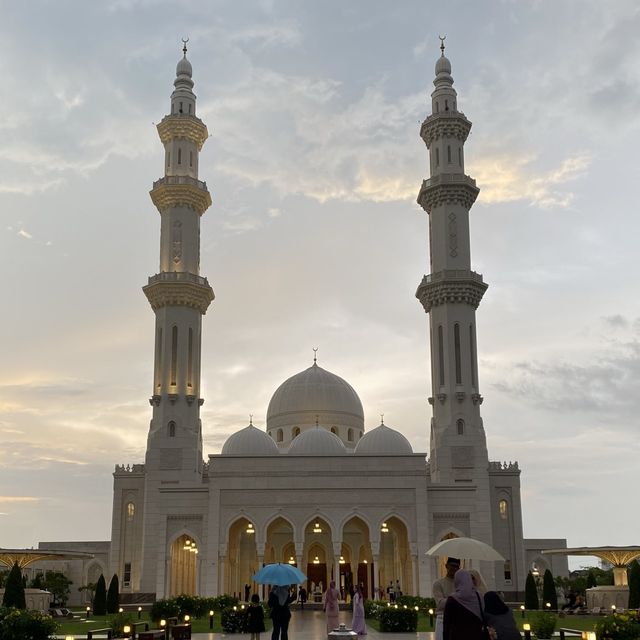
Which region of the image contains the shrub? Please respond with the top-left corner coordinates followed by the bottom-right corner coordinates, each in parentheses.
top-left (595, 611), bottom-right (640, 640)
top-left (529, 611), bottom-right (557, 639)
top-left (395, 595), bottom-right (435, 611)
top-left (93, 574), bottom-right (107, 616)
top-left (106, 574), bottom-right (120, 614)
top-left (150, 598), bottom-right (180, 623)
top-left (0, 607), bottom-right (58, 640)
top-left (378, 606), bottom-right (418, 632)
top-left (175, 594), bottom-right (202, 617)
top-left (108, 611), bottom-right (134, 638)
top-left (364, 599), bottom-right (382, 619)
top-left (212, 594), bottom-right (239, 611)
top-left (542, 569), bottom-right (558, 610)
top-left (525, 571), bottom-right (539, 610)
top-left (220, 606), bottom-right (246, 633)
top-left (1, 564), bottom-right (25, 610)
top-left (586, 570), bottom-right (597, 589)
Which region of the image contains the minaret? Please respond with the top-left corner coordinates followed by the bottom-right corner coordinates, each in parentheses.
top-left (142, 42), bottom-right (213, 479)
top-left (416, 40), bottom-right (489, 485)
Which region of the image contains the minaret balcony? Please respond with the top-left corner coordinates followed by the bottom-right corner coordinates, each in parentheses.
top-left (416, 269), bottom-right (488, 313)
top-left (150, 175), bottom-right (212, 215)
top-left (143, 271), bottom-right (215, 314)
top-left (157, 114), bottom-right (209, 150)
top-left (420, 111), bottom-right (472, 146)
top-left (417, 173), bottom-right (479, 214)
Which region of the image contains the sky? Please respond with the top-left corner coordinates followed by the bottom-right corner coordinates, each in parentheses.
top-left (1, 0), bottom-right (639, 570)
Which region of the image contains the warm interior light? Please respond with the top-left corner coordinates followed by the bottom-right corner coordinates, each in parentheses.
top-left (246, 523), bottom-right (255, 534)
top-left (313, 556), bottom-right (320, 564)
top-left (363, 559), bottom-right (368, 564)
top-left (381, 522), bottom-right (389, 533)
top-left (288, 556), bottom-right (295, 565)
top-left (313, 522), bottom-right (322, 533)
top-left (339, 556), bottom-right (345, 564)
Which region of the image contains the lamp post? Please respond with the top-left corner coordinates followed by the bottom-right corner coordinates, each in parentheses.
top-left (209, 610), bottom-right (214, 630)
top-left (138, 605), bottom-right (142, 619)
top-left (523, 623), bottom-right (531, 640)
top-left (86, 605), bottom-right (91, 619)
top-left (123, 624), bottom-right (131, 639)
top-left (428, 608), bottom-right (434, 627)
top-left (520, 604), bottom-right (525, 619)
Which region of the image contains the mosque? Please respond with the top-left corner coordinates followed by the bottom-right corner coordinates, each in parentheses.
top-left (36, 42), bottom-right (568, 605)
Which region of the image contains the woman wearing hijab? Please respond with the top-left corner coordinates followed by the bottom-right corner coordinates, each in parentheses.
top-left (268, 585), bottom-right (295, 640)
top-left (351, 584), bottom-right (367, 635)
top-left (442, 569), bottom-right (486, 640)
top-left (469, 569), bottom-right (488, 595)
top-left (323, 580), bottom-right (340, 633)
top-left (484, 591), bottom-right (520, 640)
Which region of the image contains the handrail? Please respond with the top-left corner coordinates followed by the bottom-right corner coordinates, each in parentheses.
top-left (87, 627), bottom-right (112, 639)
top-left (558, 629), bottom-right (584, 639)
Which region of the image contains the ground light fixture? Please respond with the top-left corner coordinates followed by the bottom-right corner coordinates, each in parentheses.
top-left (184, 614), bottom-right (190, 622)
top-left (123, 625), bottom-right (131, 638)
top-left (86, 605), bottom-right (90, 618)
top-left (209, 610), bottom-right (214, 630)
top-left (520, 604), bottom-right (525, 618)
top-left (581, 633), bottom-right (596, 640)
top-left (612, 605), bottom-right (617, 611)
top-left (523, 623), bottom-right (532, 640)
top-left (428, 608), bottom-right (434, 626)
top-left (160, 619), bottom-right (166, 627)
top-left (119, 607), bottom-right (124, 613)
top-left (138, 605), bottom-right (142, 619)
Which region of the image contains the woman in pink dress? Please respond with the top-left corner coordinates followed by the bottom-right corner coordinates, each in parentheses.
top-left (351, 584), bottom-right (367, 635)
top-left (323, 580), bottom-right (340, 632)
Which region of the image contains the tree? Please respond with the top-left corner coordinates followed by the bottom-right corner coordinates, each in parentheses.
top-left (93, 574), bottom-right (107, 615)
top-left (629, 561), bottom-right (640, 609)
top-left (542, 569), bottom-right (558, 609)
top-left (2, 562), bottom-right (26, 609)
top-left (42, 571), bottom-right (72, 606)
top-left (106, 574), bottom-right (120, 614)
top-left (525, 571), bottom-right (539, 610)
top-left (586, 570), bottom-right (597, 589)
top-left (78, 582), bottom-right (97, 605)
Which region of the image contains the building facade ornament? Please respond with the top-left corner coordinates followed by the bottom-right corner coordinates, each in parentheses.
top-left (417, 174), bottom-right (479, 214)
top-left (150, 176), bottom-right (212, 215)
top-left (157, 114), bottom-right (209, 150)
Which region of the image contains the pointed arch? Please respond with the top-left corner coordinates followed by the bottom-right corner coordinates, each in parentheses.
top-left (167, 531), bottom-right (201, 596)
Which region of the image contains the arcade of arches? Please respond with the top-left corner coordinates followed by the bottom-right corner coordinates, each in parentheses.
top-left (169, 516), bottom-right (412, 599)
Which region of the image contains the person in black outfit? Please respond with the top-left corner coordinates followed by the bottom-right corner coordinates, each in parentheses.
top-left (268, 585), bottom-right (295, 640)
top-left (443, 569), bottom-right (486, 640)
top-left (484, 591), bottom-right (520, 640)
top-left (298, 586), bottom-right (307, 610)
top-left (245, 593), bottom-right (266, 640)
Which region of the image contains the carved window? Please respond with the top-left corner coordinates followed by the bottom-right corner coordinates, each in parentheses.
top-left (179, 101), bottom-right (183, 113)
top-left (188, 104), bottom-right (192, 114)
top-left (126, 502), bottom-right (135, 521)
top-left (169, 421), bottom-right (176, 437)
top-left (155, 328), bottom-right (162, 390)
top-left (167, 151), bottom-right (170, 169)
top-left (504, 560), bottom-right (511, 580)
top-left (457, 419), bottom-right (464, 435)
top-left (177, 148), bottom-right (182, 165)
top-left (458, 147), bottom-right (462, 166)
top-left (499, 499), bottom-right (508, 520)
top-left (435, 101), bottom-right (439, 113)
top-left (438, 325), bottom-right (445, 386)
top-left (187, 328), bottom-right (193, 389)
top-left (445, 99), bottom-right (449, 111)
top-left (189, 151), bottom-right (193, 168)
top-left (292, 427), bottom-right (300, 439)
top-left (277, 429), bottom-right (283, 442)
top-left (447, 145), bottom-right (452, 163)
top-left (435, 147), bottom-right (440, 167)
top-left (123, 562), bottom-right (132, 585)
top-left (347, 428), bottom-right (353, 442)
top-left (454, 323), bottom-right (462, 384)
top-left (170, 326), bottom-right (178, 386)
top-left (469, 324), bottom-right (477, 387)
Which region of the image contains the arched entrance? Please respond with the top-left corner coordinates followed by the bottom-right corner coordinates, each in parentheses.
top-left (341, 516), bottom-right (372, 599)
top-left (265, 517), bottom-right (295, 564)
top-left (303, 517), bottom-right (331, 602)
top-left (227, 518), bottom-right (258, 598)
top-left (169, 534), bottom-right (199, 596)
top-left (378, 516), bottom-right (411, 596)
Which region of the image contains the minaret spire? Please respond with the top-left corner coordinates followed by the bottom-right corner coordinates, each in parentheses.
top-left (415, 43), bottom-right (489, 484)
top-left (142, 44), bottom-right (214, 478)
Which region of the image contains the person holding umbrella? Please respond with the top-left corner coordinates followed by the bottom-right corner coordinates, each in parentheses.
top-left (433, 557), bottom-right (460, 640)
top-left (268, 585), bottom-right (295, 640)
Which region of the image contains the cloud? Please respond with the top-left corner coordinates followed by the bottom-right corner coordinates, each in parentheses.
top-left (0, 496), bottom-right (40, 503)
top-left (17, 229), bottom-right (33, 239)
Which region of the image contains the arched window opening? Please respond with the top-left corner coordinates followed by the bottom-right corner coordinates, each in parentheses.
top-left (456, 419), bottom-right (464, 435)
top-left (504, 560), bottom-right (512, 581)
top-left (167, 151), bottom-right (170, 168)
top-left (469, 324), bottom-right (477, 387)
top-left (447, 145), bottom-right (452, 163)
top-left (123, 562), bottom-right (131, 587)
top-left (170, 326), bottom-right (178, 386)
top-left (292, 427), bottom-right (300, 439)
top-left (188, 104), bottom-right (192, 114)
top-left (499, 499), bottom-right (508, 520)
top-left (435, 147), bottom-right (440, 167)
top-left (189, 151), bottom-right (193, 168)
top-left (436, 101), bottom-right (440, 113)
top-left (179, 101), bottom-right (183, 113)
top-left (331, 427), bottom-right (337, 435)
top-left (347, 428), bottom-right (353, 442)
top-left (277, 429), bottom-right (283, 442)
top-left (126, 502), bottom-right (135, 521)
top-left (177, 148), bottom-right (182, 165)
top-left (169, 421), bottom-right (176, 438)
top-left (155, 327), bottom-right (163, 390)
top-left (438, 325), bottom-right (445, 386)
top-left (458, 147), bottom-right (462, 166)
top-left (454, 323), bottom-right (462, 384)
top-left (359, 431), bottom-right (363, 439)
top-left (187, 328), bottom-right (193, 389)
top-left (445, 99), bottom-right (449, 111)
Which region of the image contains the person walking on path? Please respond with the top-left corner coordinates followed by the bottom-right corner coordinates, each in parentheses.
top-left (483, 591), bottom-right (520, 640)
top-left (268, 585), bottom-right (295, 640)
top-left (432, 557), bottom-right (460, 640)
top-left (298, 586), bottom-right (307, 610)
top-left (323, 580), bottom-right (340, 633)
top-left (351, 584), bottom-right (367, 635)
top-left (442, 569), bottom-right (487, 640)
top-left (246, 593), bottom-right (266, 640)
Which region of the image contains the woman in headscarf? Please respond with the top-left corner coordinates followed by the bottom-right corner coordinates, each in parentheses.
top-left (268, 585), bottom-right (295, 640)
top-left (469, 569), bottom-right (488, 595)
top-left (484, 591), bottom-right (520, 640)
top-left (351, 584), bottom-right (367, 635)
top-left (442, 569), bottom-right (486, 640)
top-left (323, 580), bottom-right (340, 633)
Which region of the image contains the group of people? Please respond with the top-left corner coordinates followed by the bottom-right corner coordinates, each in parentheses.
top-left (433, 557), bottom-right (521, 640)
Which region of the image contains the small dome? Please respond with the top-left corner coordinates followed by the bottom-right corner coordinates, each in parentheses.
top-left (354, 423), bottom-right (413, 455)
top-left (435, 54), bottom-right (451, 76)
top-left (288, 427), bottom-right (347, 456)
top-left (221, 424), bottom-right (279, 456)
top-left (177, 55), bottom-right (193, 78)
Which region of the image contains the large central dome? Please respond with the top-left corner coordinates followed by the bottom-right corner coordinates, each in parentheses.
top-left (266, 362), bottom-right (365, 449)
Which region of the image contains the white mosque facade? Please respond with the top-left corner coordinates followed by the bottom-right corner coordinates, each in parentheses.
top-left (37, 44), bottom-right (568, 604)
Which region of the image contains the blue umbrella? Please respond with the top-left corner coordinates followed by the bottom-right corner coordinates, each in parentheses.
top-left (252, 563), bottom-right (307, 585)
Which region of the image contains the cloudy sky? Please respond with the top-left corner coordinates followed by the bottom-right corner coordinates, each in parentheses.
top-left (1, 0), bottom-right (639, 569)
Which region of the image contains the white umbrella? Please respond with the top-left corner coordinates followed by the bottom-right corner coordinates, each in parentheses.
top-left (425, 537), bottom-right (505, 562)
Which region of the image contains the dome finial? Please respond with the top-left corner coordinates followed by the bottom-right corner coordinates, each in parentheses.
top-left (313, 347), bottom-right (318, 364)
top-left (380, 413), bottom-right (385, 425)
top-left (315, 414), bottom-right (319, 428)
top-left (181, 37), bottom-right (189, 57)
top-left (249, 413), bottom-right (253, 426)
top-left (438, 34), bottom-right (446, 57)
